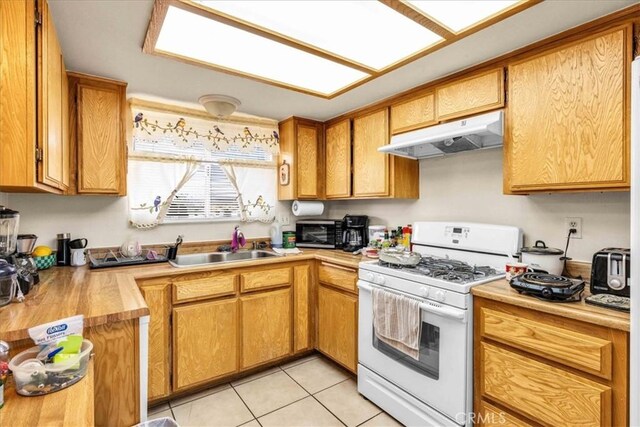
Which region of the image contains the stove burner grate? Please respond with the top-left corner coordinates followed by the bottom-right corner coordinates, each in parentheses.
top-left (377, 255), bottom-right (501, 284)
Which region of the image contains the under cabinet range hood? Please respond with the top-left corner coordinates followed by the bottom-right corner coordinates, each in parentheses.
top-left (379, 110), bottom-right (503, 159)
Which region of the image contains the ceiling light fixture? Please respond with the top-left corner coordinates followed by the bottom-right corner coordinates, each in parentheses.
top-left (199, 94), bottom-right (242, 117)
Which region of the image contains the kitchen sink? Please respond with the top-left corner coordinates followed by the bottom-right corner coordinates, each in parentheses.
top-left (169, 250), bottom-right (280, 267)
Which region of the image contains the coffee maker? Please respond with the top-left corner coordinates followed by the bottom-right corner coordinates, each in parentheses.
top-left (342, 215), bottom-right (369, 252)
top-left (0, 206), bottom-right (37, 296)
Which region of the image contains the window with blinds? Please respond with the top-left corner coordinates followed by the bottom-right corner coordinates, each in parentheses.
top-left (130, 135), bottom-right (273, 223)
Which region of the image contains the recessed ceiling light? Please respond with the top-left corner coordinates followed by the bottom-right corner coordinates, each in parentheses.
top-left (155, 6), bottom-right (369, 96)
top-left (406, 1), bottom-right (520, 33)
top-left (195, 0), bottom-right (443, 71)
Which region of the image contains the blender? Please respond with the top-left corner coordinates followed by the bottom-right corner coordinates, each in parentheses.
top-left (0, 206), bottom-right (32, 299)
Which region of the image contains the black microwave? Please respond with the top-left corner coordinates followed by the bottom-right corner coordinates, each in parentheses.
top-left (295, 220), bottom-right (343, 249)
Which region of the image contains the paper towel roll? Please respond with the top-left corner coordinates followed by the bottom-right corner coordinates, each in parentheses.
top-left (292, 200), bottom-right (325, 216)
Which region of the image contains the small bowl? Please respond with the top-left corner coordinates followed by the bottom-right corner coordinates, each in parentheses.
top-left (34, 253), bottom-right (57, 270)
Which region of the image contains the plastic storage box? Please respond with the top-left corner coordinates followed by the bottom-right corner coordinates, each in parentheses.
top-left (8, 339), bottom-right (93, 396)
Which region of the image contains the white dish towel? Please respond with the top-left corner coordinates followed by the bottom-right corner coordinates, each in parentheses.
top-left (372, 287), bottom-right (422, 360)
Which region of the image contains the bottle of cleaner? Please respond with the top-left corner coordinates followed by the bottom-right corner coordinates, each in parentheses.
top-left (270, 220), bottom-right (283, 248)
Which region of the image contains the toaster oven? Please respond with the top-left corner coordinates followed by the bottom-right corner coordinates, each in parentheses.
top-left (295, 220), bottom-right (343, 249)
top-left (590, 248), bottom-right (630, 297)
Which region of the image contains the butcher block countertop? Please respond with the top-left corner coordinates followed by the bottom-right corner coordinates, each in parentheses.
top-left (472, 279), bottom-right (630, 332)
top-left (0, 359), bottom-right (94, 427)
top-left (0, 249), bottom-right (366, 342)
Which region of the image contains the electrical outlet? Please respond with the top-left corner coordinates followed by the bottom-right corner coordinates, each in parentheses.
top-left (279, 212), bottom-right (291, 226)
top-left (565, 217), bottom-right (582, 239)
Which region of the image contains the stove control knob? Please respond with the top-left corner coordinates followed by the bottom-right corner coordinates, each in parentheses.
top-left (420, 287), bottom-right (430, 298)
top-left (364, 272), bottom-right (375, 282)
top-left (609, 278), bottom-right (624, 290)
top-left (434, 290), bottom-right (445, 302)
top-left (374, 274), bottom-right (386, 285)
top-left (541, 287), bottom-right (553, 298)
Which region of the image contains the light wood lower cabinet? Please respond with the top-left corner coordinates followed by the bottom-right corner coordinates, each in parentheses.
top-left (317, 284), bottom-right (358, 373)
top-left (241, 288), bottom-right (292, 369)
top-left (142, 261), bottom-right (315, 402)
top-left (173, 298), bottom-right (239, 391)
top-left (293, 264), bottom-right (312, 353)
top-left (139, 280), bottom-right (172, 401)
top-left (474, 297), bottom-right (628, 427)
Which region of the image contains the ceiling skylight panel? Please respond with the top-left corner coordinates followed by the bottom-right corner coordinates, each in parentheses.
top-left (406, 1), bottom-right (520, 33)
top-left (194, 0), bottom-right (443, 71)
top-left (155, 6), bottom-right (369, 96)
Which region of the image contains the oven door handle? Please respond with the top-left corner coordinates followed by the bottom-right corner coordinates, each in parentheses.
top-left (358, 281), bottom-right (467, 323)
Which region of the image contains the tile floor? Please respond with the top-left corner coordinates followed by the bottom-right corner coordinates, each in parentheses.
top-left (148, 353), bottom-right (403, 427)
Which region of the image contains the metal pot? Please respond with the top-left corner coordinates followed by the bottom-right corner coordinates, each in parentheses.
top-left (520, 240), bottom-right (564, 276)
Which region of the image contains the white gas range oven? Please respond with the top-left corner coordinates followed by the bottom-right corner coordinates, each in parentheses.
top-left (357, 222), bottom-right (522, 426)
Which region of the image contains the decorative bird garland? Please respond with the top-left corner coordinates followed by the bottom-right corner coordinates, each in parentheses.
top-left (133, 113), bottom-right (279, 149)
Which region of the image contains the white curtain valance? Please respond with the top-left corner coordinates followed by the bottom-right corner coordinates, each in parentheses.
top-left (131, 105), bottom-right (280, 159)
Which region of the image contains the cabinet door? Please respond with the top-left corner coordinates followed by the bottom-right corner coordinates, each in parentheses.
top-left (293, 265), bottom-right (311, 353)
top-left (38, 0), bottom-right (68, 191)
top-left (390, 92), bottom-right (436, 135)
top-left (139, 282), bottom-right (171, 400)
top-left (325, 120), bottom-right (351, 198)
top-left (506, 27), bottom-right (629, 192)
top-left (435, 68), bottom-right (504, 121)
top-left (296, 122), bottom-right (320, 199)
top-left (173, 299), bottom-right (239, 391)
top-left (353, 109), bottom-right (389, 197)
top-left (318, 285), bottom-right (357, 372)
top-left (76, 79), bottom-right (126, 194)
top-left (241, 288), bottom-right (292, 369)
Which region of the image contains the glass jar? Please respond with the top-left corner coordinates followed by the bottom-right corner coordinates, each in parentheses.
top-left (0, 260), bottom-right (17, 307)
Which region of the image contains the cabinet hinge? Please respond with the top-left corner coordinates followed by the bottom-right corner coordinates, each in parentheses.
top-left (35, 148), bottom-right (43, 162)
top-left (34, 10), bottom-right (42, 26)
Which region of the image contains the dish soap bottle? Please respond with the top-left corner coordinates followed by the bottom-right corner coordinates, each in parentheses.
top-left (270, 220), bottom-right (283, 248)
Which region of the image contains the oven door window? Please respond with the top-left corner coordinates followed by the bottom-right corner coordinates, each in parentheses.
top-left (301, 225), bottom-right (332, 245)
top-left (372, 320), bottom-right (440, 380)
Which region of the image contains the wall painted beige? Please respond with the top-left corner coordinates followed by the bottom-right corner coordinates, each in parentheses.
top-left (327, 149), bottom-right (630, 262)
top-left (6, 193), bottom-right (283, 249)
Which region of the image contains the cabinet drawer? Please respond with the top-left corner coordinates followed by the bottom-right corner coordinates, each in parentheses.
top-left (318, 263), bottom-right (357, 292)
top-left (241, 267), bottom-right (291, 292)
top-left (479, 307), bottom-right (612, 379)
top-left (173, 273), bottom-right (237, 303)
top-left (480, 343), bottom-right (611, 427)
top-left (477, 401), bottom-right (532, 427)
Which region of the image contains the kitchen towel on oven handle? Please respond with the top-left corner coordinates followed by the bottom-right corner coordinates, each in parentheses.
top-left (359, 281), bottom-right (468, 323)
top-left (372, 286), bottom-right (422, 360)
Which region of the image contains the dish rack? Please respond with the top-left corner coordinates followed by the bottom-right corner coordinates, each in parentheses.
top-left (87, 247), bottom-right (169, 269)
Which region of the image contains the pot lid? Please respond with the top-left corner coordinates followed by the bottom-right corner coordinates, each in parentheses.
top-left (520, 240), bottom-right (564, 255)
top-left (0, 206), bottom-right (18, 219)
top-left (0, 259), bottom-right (17, 277)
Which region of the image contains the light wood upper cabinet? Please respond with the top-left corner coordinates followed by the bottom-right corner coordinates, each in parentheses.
top-left (505, 26), bottom-right (630, 193)
top-left (173, 298), bottom-right (239, 391)
top-left (0, 0), bottom-right (68, 193)
top-left (139, 280), bottom-right (172, 401)
top-left (278, 117), bottom-right (323, 200)
top-left (38, 0), bottom-right (69, 191)
top-left (435, 68), bottom-right (504, 121)
top-left (317, 284), bottom-right (358, 373)
top-left (352, 108), bottom-right (419, 199)
top-left (240, 288), bottom-right (292, 369)
top-left (69, 73), bottom-right (127, 195)
top-left (325, 120), bottom-right (351, 199)
top-left (390, 91), bottom-right (436, 135)
top-left (353, 109), bottom-right (390, 197)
